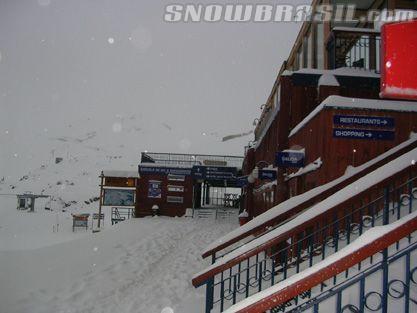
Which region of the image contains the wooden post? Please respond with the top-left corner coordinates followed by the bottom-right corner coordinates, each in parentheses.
top-left (98, 172), bottom-right (104, 229)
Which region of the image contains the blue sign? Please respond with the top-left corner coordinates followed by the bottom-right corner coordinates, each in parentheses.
top-left (333, 115), bottom-right (395, 128)
top-left (192, 166), bottom-right (237, 180)
top-left (236, 176), bottom-right (249, 187)
top-left (276, 151), bottom-right (305, 168)
top-left (259, 169), bottom-right (277, 180)
top-left (333, 128), bottom-right (395, 141)
top-left (139, 165), bottom-right (192, 176)
top-left (148, 181), bottom-right (162, 199)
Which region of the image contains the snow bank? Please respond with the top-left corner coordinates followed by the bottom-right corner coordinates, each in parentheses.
top-left (0, 216), bottom-right (237, 313)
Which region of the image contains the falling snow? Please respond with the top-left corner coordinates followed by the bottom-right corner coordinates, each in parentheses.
top-left (130, 27), bottom-right (152, 53)
top-left (112, 123), bottom-right (122, 133)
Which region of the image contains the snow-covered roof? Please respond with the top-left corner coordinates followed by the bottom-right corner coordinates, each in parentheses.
top-left (289, 96), bottom-right (417, 138)
top-left (223, 210), bottom-right (417, 313)
top-left (253, 180), bottom-right (277, 193)
top-left (332, 26), bottom-right (380, 34)
top-left (318, 74), bottom-right (340, 87)
top-left (293, 67), bottom-right (380, 78)
top-left (254, 105), bottom-right (280, 150)
top-left (196, 146), bottom-right (417, 279)
top-left (200, 134), bottom-right (417, 260)
top-left (285, 158), bottom-right (322, 181)
top-left (139, 163), bottom-right (194, 169)
top-left (102, 170), bottom-right (139, 178)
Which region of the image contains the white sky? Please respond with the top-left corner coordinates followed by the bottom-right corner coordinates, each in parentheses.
top-left (0, 0), bottom-right (304, 177)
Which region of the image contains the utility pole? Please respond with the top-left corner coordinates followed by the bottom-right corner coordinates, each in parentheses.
top-left (97, 172), bottom-right (104, 229)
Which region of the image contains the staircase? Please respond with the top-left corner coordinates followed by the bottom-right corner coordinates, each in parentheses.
top-left (192, 146), bottom-right (417, 313)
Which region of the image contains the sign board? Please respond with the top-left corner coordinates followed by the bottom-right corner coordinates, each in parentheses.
top-left (333, 128), bottom-right (395, 141)
top-left (203, 159), bottom-right (227, 167)
top-left (192, 166), bottom-right (237, 180)
top-left (148, 181), bottom-right (162, 199)
top-left (333, 115), bottom-right (395, 128)
top-left (259, 169), bottom-right (277, 180)
top-left (381, 19), bottom-right (417, 101)
top-left (139, 165), bottom-right (192, 176)
top-left (236, 176), bottom-right (249, 187)
top-left (103, 189), bottom-right (135, 207)
top-left (276, 151), bottom-right (305, 168)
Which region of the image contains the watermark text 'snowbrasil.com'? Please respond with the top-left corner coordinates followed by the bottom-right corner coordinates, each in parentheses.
top-left (164, 4), bottom-right (416, 23)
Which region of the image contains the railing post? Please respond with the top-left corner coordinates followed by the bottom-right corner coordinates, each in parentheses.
top-left (382, 247), bottom-right (389, 313)
top-left (205, 278), bottom-right (214, 313)
top-left (383, 187), bottom-right (390, 225)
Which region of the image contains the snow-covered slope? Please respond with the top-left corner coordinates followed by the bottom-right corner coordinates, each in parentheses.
top-left (0, 213), bottom-right (238, 313)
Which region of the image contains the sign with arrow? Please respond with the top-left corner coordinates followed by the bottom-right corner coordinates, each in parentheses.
top-left (333, 115), bottom-right (395, 128)
top-left (191, 166), bottom-right (237, 180)
top-left (333, 128), bottom-right (395, 141)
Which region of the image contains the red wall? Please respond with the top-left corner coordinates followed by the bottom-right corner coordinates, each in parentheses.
top-left (287, 107), bottom-right (417, 196)
top-left (136, 174), bottom-right (194, 217)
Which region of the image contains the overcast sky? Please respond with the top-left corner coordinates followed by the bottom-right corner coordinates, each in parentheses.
top-left (0, 0), bottom-right (304, 175)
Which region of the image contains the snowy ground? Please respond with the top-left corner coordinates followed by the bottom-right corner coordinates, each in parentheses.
top-left (0, 198), bottom-right (238, 313)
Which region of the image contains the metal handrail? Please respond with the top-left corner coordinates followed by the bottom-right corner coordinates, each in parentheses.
top-left (198, 167), bottom-right (417, 312)
top-left (202, 139), bottom-right (417, 260)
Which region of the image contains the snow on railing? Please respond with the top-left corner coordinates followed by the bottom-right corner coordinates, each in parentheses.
top-left (193, 147), bottom-right (417, 313)
top-left (224, 211), bottom-right (417, 313)
top-left (201, 136), bottom-right (417, 261)
top-left (195, 147), bottom-right (417, 284)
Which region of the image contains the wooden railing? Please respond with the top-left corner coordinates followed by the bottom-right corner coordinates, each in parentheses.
top-left (326, 27), bottom-right (381, 72)
top-left (202, 137), bottom-right (417, 261)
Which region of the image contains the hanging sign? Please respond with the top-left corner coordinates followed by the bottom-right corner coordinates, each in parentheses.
top-left (276, 151), bottom-right (305, 168)
top-left (259, 169), bottom-right (277, 180)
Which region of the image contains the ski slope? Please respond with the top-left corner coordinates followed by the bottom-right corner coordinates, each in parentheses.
top-left (0, 204), bottom-right (238, 313)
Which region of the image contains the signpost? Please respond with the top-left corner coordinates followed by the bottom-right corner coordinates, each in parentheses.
top-left (333, 128), bottom-right (395, 141)
top-left (333, 115), bottom-right (395, 128)
top-left (276, 151), bottom-right (305, 168)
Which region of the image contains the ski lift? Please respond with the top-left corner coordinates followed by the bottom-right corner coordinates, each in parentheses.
top-left (16, 193), bottom-right (50, 212)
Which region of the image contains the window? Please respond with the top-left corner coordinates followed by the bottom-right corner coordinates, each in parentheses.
top-left (168, 174), bottom-right (185, 182)
top-left (167, 196), bottom-right (184, 203)
top-left (168, 185), bottom-right (184, 193)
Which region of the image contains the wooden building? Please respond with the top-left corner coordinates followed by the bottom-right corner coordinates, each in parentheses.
top-left (100, 153), bottom-right (244, 220)
top-left (136, 164), bottom-right (194, 217)
top-left (242, 0), bottom-right (417, 218)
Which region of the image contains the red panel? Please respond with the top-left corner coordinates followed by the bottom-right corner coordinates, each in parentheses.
top-left (381, 19), bottom-right (417, 101)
